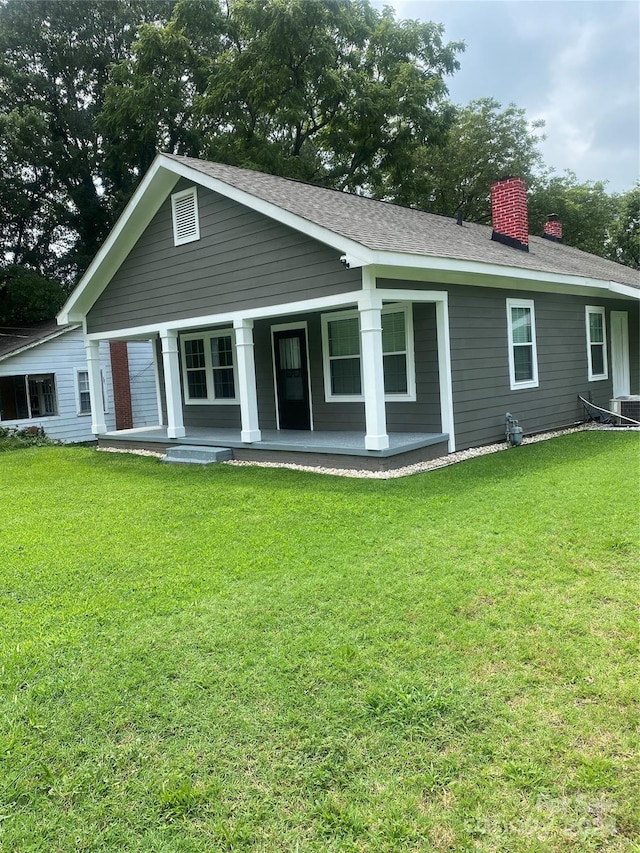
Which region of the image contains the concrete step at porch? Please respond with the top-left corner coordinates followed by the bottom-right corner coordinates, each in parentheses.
top-left (162, 445), bottom-right (233, 465)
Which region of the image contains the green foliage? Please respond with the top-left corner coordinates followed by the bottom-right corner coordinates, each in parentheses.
top-left (528, 171), bottom-right (621, 257)
top-left (607, 183), bottom-right (640, 270)
top-left (99, 0), bottom-right (464, 194)
top-left (400, 98), bottom-right (546, 220)
top-left (0, 265), bottom-right (66, 324)
top-left (0, 432), bottom-right (638, 850)
top-left (0, 425), bottom-right (60, 450)
top-left (0, 0), bottom-right (176, 281)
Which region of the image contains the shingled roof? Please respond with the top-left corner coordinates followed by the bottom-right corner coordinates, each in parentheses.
top-left (165, 154), bottom-right (640, 290)
top-left (0, 321), bottom-right (77, 361)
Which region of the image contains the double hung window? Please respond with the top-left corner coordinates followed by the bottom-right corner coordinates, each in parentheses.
top-left (321, 304), bottom-right (414, 401)
top-left (506, 298), bottom-right (539, 389)
top-left (181, 331), bottom-right (237, 404)
top-left (585, 306), bottom-right (608, 380)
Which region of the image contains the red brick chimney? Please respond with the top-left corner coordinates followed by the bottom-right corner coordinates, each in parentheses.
top-left (109, 341), bottom-right (134, 430)
top-left (543, 214), bottom-right (563, 242)
top-left (490, 176), bottom-right (529, 252)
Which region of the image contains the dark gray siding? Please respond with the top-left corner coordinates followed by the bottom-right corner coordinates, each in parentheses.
top-left (86, 179), bottom-right (362, 334)
top-left (175, 303), bottom-right (441, 434)
top-left (449, 288), bottom-right (640, 449)
top-left (384, 279), bottom-right (639, 449)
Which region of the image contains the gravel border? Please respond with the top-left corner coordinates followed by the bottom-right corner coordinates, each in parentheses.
top-left (97, 421), bottom-right (638, 479)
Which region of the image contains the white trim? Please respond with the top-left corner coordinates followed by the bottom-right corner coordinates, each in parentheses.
top-left (58, 152), bottom-right (639, 327)
top-left (610, 311), bottom-right (630, 397)
top-left (585, 305), bottom-right (609, 381)
top-left (506, 298), bottom-right (539, 390)
top-left (0, 325), bottom-right (80, 363)
top-left (435, 296), bottom-right (455, 453)
top-left (180, 328), bottom-right (238, 405)
top-left (84, 290), bottom-right (366, 342)
top-left (75, 367), bottom-right (106, 416)
top-left (160, 329), bottom-right (186, 439)
top-left (85, 339), bottom-right (107, 434)
top-left (58, 160), bottom-right (180, 323)
top-left (320, 303), bottom-right (416, 403)
top-left (171, 186), bottom-right (200, 246)
top-left (233, 318), bottom-right (261, 443)
top-left (270, 321), bottom-right (314, 431)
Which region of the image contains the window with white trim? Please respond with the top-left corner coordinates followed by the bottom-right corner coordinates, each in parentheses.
top-left (0, 374), bottom-right (57, 420)
top-left (171, 186), bottom-right (200, 246)
top-left (181, 330), bottom-right (237, 404)
top-left (76, 369), bottom-right (107, 415)
top-left (506, 298), bottom-right (539, 390)
top-left (585, 306), bottom-right (608, 380)
top-left (321, 304), bottom-right (415, 402)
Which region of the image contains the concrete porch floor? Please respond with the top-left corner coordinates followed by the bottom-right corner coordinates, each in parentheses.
top-left (98, 425), bottom-right (450, 470)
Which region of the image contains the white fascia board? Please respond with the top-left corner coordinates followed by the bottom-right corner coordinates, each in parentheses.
top-left (163, 156), bottom-right (373, 265)
top-left (0, 324), bottom-right (80, 363)
top-left (608, 281), bottom-right (640, 300)
top-left (84, 289), bottom-right (367, 342)
top-left (371, 255), bottom-right (640, 299)
top-left (58, 157), bottom-right (182, 324)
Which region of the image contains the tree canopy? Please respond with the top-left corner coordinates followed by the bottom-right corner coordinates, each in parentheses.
top-left (0, 0), bottom-right (636, 325)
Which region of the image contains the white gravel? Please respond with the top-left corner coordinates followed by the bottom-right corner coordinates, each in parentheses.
top-left (97, 421), bottom-right (638, 479)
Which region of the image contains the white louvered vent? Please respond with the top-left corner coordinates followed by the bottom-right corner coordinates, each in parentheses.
top-left (171, 187), bottom-right (200, 246)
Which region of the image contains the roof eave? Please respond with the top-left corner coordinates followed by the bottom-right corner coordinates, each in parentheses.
top-left (0, 324), bottom-right (80, 362)
top-left (370, 251), bottom-right (640, 299)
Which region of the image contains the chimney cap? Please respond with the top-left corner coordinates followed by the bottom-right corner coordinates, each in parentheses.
top-left (546, 213), bottom-right (560, 221)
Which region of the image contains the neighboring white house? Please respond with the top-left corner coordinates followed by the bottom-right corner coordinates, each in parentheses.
top-left (0, 321), bottom-right (158, 443)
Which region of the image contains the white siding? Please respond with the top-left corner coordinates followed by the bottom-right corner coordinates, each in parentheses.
top-left (0, 329), bottom-right (158, 443)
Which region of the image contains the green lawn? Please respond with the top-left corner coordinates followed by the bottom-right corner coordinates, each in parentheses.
top-left (0, 432), bottom-right (638, 852)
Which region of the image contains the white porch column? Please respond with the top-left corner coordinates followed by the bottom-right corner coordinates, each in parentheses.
top-left (358, 290), bottom-right (389, 451)
top-left (85, 339), bottom-right (107, 434)
top-left (233, 318), bottom-right (261, 443)
top-left (159, 329), bottom-right (186, 439)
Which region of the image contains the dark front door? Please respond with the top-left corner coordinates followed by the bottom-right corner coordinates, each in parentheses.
top-left (273, 328), bottom-right (311, 430)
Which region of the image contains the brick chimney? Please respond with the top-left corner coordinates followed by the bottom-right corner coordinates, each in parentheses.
top-left (543, 213), bottom-right (563, 242)
top-left (109, 341), bottom-right (134, 430)
top-left (490, 176), bottom-right (529, 252)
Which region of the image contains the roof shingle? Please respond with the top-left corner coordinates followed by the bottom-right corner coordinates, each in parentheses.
top-left (165, 154), bottom-right (640, 289)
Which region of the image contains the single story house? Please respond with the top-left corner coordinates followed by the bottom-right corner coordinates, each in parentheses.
top-left (57, 154), bottom-right (639, 469)
top-left (0, 321), bottom-right (158, 443)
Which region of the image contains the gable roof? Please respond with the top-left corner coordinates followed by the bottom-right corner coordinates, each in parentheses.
top-left (0, 321), bottom-right (79, 362)
top-left (59, 153), bottom-right (639, 324)
top-left (164, 154), bottom-right (640, 290)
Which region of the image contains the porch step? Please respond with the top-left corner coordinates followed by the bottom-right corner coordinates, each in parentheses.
top-left (162, 445), bottom-right (233, 465)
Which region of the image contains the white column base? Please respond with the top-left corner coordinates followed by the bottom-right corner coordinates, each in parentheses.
top-left (365, 433), bottom-right (390, 451)
top-left (241, 428), bottom-right (262, 443)
top-left (167, 426), bottom-right (186, 439)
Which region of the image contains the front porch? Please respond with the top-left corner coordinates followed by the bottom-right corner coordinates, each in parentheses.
top-left (98, 425), bottom-right (449, 471)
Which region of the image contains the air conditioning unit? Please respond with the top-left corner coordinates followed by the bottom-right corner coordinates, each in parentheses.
top-left (610, 396), bottom-right (640, 425)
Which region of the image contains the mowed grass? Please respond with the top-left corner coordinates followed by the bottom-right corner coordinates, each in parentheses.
top-left (0, 432), bottom-right (638, 852)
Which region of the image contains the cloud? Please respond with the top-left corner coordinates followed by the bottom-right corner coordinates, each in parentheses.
top-left (372, 0), bottom-right (639, 192)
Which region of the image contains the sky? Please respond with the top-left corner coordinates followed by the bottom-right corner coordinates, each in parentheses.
top-left (371, 0), bottom-right (639, 193)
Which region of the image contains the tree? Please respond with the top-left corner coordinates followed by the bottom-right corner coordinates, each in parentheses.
top-left (0, 0), bottom-right (176, 282)
top-left (98, 0), bottom-right (464, 195)
top-left (527, 171), bottom-right (620, 258)
top-left (606, 184), bottom-right (639, 270)
top-left (0, 266), bottom-right (66, 324)
top-left (396, 97), bottom-right (546, 220)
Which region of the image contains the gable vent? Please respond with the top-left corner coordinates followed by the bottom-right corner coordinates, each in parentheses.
top-left (171, 187), bottom-right (200, 246)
